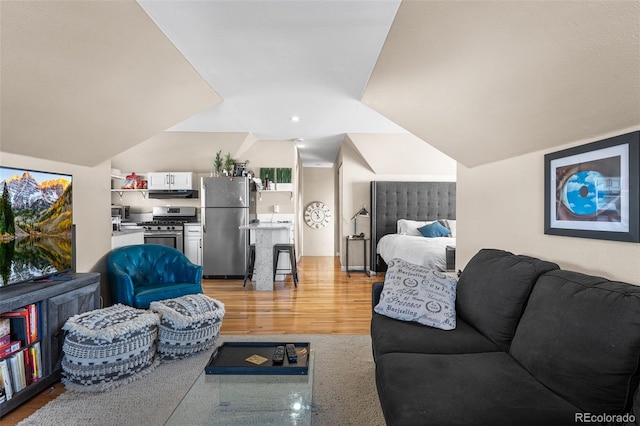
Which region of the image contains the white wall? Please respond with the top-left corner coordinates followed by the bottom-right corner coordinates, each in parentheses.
top-left (111, 132), bottom-right (252, 174)
top-left (111, 133), bottom-right (298, 217)
top-left (302, 168), bottom-right (335, 256)
top-left (2, 1), bottom-right (220, 167)
top-left (457, 127), bottom-right (640, 285)
top-left (2, 152), bottom-right (113, 301)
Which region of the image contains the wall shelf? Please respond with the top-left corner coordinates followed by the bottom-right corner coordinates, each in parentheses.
top-left (111, 189), bottom-right (148, 199)
top-left (257, 190), bottom-right (293, 201)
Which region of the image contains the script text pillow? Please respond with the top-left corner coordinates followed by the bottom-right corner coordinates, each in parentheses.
top-left (375, 258), bottom-right (457, 330)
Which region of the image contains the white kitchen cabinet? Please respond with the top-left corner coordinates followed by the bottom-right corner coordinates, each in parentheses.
top-left (184, 223), bottom-right (202, 266)
top-left (147, 172), bottom-right (193, 190)
top-left (171, 172), bottom-right (193, 189)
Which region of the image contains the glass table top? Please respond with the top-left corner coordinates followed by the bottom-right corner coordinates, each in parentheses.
top-left (165, 351), bottom-right (315, 425)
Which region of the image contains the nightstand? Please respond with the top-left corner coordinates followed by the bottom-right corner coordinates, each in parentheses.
top-left (346, 236), bottom-right (369, 277)
top-left (446, 245), bottom-right (456, 271)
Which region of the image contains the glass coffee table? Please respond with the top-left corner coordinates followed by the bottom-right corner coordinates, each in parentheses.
top-left (165, 345), bottom-right (314, 425)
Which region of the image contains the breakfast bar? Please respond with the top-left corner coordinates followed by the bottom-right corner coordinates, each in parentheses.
top-left (239, 222), bottom-right (293, 291)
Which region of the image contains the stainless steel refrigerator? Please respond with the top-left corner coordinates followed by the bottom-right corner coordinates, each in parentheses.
top-left (201, 177), bottom-right (256, 278)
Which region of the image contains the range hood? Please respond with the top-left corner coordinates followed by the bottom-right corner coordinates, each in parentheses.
top-left (148, 190), bottom-right (199, 199)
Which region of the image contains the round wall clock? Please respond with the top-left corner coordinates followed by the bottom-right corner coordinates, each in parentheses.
top-left (304, 201), bottom-right (331, 229)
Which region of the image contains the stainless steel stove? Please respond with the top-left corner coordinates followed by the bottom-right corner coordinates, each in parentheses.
top-left (138, 206), bottom-right (197, 253)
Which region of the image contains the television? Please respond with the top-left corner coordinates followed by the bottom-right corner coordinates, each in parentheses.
top-left (0, 166), bottom-right (73, 287)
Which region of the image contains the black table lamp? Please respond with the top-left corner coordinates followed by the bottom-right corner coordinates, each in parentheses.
top-left (351, 205), bottom-right (369, 236)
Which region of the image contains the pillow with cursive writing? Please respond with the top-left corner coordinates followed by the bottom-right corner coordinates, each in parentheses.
top-left (374, 258), bottom-right (457, 330)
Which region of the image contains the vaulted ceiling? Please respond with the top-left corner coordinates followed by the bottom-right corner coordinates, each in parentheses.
top-left (137, 0), bottom-right (406, 167)
top-left (1, 1), bottom-right (220, 166)
top-left (363, 1), bottom-right (640, 168)
top-left (1, 1), bottom-right (638, 169)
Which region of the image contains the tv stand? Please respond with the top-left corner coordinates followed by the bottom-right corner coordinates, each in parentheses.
top-left (33, 274), bottom-right (73, 283)
top-left (45, 275), bottom-right (74, 282)
top-left (0, 272), bottom-right (101, 417)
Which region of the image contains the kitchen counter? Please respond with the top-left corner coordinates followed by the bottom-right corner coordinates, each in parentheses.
top-left (111, 228), bottom-right (144, 249)
top-left (111, 229), bottom-right (143, 237)
top-left (239, 222), bottom-right (293, 291)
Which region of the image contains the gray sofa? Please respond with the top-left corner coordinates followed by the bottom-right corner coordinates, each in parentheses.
top-left (371, 249), bottom-right (640, 426)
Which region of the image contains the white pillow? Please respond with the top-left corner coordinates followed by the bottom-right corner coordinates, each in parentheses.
top-left (397, 219), bottom-right (434, 236)
top-left (374, 258), bottom-right (457, 330)
top-left (445, 220), bottom-right (456, 237)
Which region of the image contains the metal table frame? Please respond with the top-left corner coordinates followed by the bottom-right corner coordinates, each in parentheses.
top-left (345, 236), bottom-right (369, 277)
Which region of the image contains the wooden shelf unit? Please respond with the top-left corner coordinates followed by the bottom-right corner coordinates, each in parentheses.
top-left (0, 273), bottom-right (101, 416)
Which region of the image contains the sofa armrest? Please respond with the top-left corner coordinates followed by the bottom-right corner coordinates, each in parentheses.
top-left (372, 282), bottom-right (384, 310)
top-left (178, 261), bottom-right (203, 286)
top-left (109, 264), bottom-right (135, 306)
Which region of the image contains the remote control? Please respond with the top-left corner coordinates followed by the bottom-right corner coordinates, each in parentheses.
top-left (285, 344), bottom-right (297, 363)
top-left (272, 346), bottom-right (285, 365)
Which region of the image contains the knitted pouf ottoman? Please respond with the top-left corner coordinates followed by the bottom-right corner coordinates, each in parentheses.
top-left (61, 304), bottom-right (160, 392)
top-left (150, 294), bottom-right (225, 360)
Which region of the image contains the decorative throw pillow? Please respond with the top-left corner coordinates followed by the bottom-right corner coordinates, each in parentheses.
top-left (446, 219), bottom-right (457, 237)
top-left (374, 258), bottom-right (457, 330)
top-left (418, 221), bottom-right (452, 238)
top-left (437, 219), bottom-right (454, 233)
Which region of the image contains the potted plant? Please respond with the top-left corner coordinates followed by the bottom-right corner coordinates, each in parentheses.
top-left (224, 152), bottom-right (235, 176)
top-left (260, 168), bottom-right (275, 190)
top-left (213, 151), bottom-right (223, 177)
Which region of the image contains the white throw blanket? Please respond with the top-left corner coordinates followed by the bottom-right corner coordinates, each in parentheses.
top-left (377, 234), bottom-right (455, 271)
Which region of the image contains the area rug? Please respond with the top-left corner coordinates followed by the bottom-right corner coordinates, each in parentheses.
top-left (18, 334), bottom-right (384, 426)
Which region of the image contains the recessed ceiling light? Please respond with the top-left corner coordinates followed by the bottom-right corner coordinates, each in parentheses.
top-left (290, 116), bottom-right (300, 122)
top-left (297, 144), bottom-right (306, 148)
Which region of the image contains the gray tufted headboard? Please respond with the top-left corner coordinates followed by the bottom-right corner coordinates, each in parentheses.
top-left (370, 181), bottom-right (456, 273)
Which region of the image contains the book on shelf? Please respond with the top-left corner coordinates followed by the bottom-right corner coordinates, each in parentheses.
top-left (0, 334), bottom-right (10, 348)
top-left (0, 359), bottom-right (12, 404)
top-left (7, 349), bottom-right (27, 393)
top-left (0, 341), bottom-right (22, 359)
top-left (28, 342), bottom-right (42, 382)
top-left (0, 303), bottom-right (39, 347)
top-left (27, 303), bottom-right (39, 344)
top-left (0, 318), bottom-right (9, 338)
top-left (0, 341), bottom-right (42, 398)
top-left (23, 345), bottom-right (33, 386)
top-left (1, 310), bottom-right (30, 347)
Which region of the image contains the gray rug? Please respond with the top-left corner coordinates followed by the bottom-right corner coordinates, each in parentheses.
top-left (18, 334), bottom-right (384, 426)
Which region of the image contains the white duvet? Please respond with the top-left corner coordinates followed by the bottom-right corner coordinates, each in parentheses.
top-left (377, 234), bottom-right (455, 271)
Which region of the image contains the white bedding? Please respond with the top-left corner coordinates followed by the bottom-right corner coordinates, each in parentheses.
top-left (377, 234), bottom-right (455, 271)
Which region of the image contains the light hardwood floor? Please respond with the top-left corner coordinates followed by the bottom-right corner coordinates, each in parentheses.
top-left (2, 256), bottom-right (380, 425)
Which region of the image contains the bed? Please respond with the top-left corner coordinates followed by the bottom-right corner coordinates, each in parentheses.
top-left (370, 181), bottom-right (456, 273)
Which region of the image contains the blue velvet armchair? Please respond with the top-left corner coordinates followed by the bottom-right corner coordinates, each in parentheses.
top-left (107, 244), bottom-right (203, 308)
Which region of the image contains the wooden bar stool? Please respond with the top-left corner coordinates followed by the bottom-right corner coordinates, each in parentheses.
top-left (273, 243), bottom-right (298, 287)
top-left (243, 243), bottom-right (256, 287)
